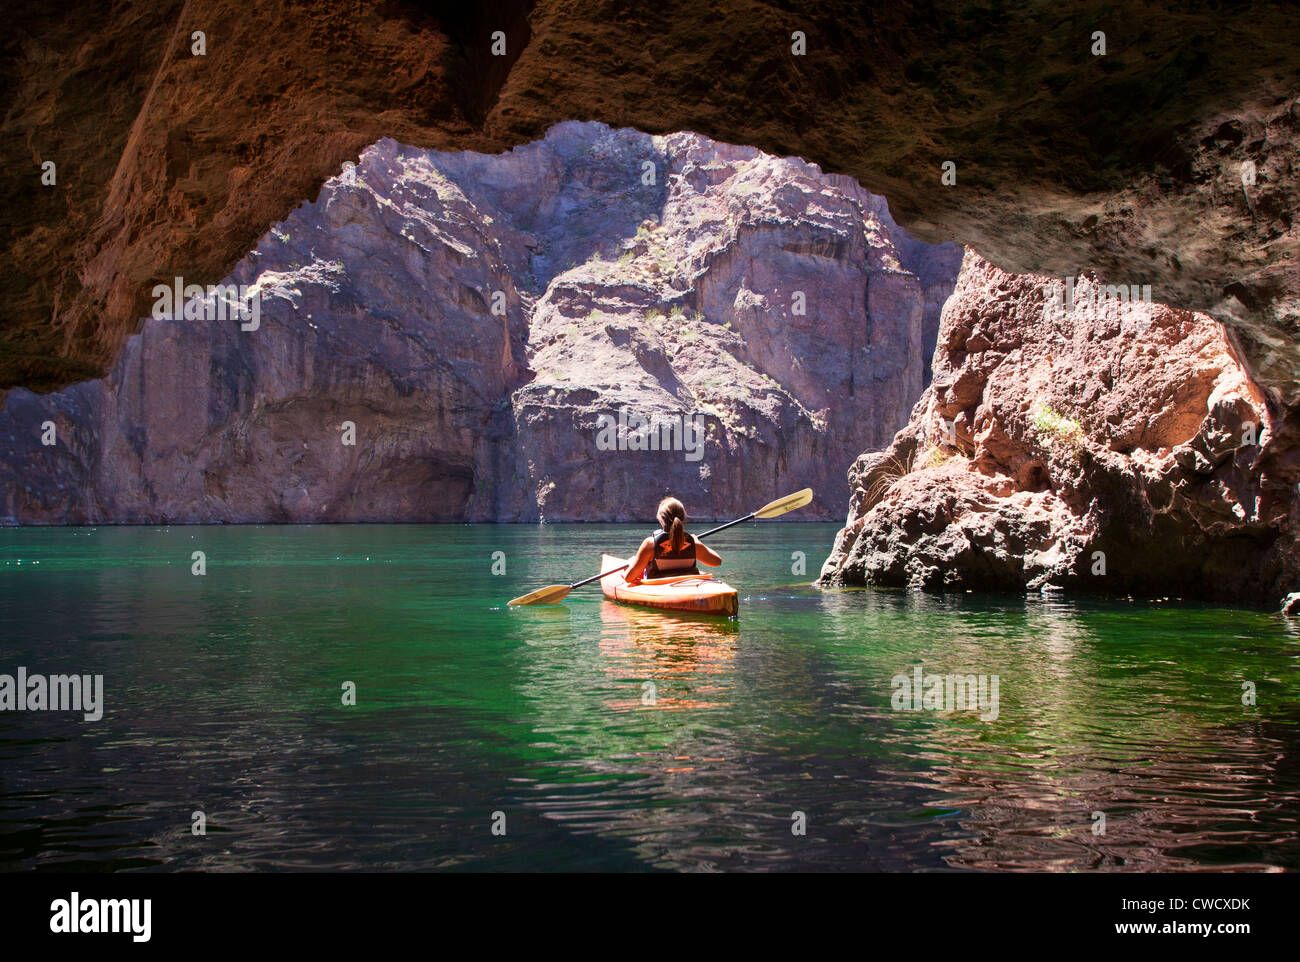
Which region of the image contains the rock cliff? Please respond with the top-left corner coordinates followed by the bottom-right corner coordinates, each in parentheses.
top-left (0, 123), bottom-right (960, 523)
top-left (819, 252), bottom-right (1299, 604)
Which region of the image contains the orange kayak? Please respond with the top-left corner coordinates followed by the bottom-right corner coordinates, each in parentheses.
top-left (600, 554), bottom-right (739, 618)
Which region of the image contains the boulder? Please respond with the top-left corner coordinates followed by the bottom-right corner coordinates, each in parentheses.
top-left (819, 253), bottom-right (1300, 605)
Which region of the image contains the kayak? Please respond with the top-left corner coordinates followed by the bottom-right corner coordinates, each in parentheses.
top-left (600, 553), bottom-right (739, 618)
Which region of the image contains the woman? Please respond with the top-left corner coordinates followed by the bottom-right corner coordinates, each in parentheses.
top-left (625, 497), bottom-right (722, 584)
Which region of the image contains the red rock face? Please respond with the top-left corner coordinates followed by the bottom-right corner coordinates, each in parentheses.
top-left (819, 253), bottom-right (1299, 605)
top-left (0, 124), bottom-right (959, 524)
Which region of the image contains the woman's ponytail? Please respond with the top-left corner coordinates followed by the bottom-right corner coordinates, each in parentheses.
top-left (657, 497), bottom-right (688, 552)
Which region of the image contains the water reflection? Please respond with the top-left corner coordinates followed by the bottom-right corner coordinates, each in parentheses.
top-left (596, 601), bottom-right (738, 712)
top-left (2, 524), bottom-right (1298, 871)
top-left (507, 583), bottom-right (1300, 871)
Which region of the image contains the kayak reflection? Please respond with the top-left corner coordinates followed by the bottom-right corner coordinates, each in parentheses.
top-left (597, 600), bottom-right (739, 712)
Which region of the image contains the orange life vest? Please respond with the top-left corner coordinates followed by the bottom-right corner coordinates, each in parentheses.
top-left (646, 530), bottom-right (699, 578)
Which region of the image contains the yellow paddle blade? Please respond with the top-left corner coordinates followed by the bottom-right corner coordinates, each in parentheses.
top-left (755, 487), bottom-right (813, 519)
top-left (508, 584), bottom-right (572, 606)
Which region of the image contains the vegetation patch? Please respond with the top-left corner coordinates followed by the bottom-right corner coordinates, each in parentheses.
top-left (920, 445), bottom-right (950, 470)
top-left (863, 451), bottom-right (916, 511)
top-left (1031, 403), bottom-right (1084, 448)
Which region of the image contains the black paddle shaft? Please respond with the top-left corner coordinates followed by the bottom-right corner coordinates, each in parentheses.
top-left (569, 512), bottom-right (757, 590)
top-left (696, 513), bottom-right (756, 540)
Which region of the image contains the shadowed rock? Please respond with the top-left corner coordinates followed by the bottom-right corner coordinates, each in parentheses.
top-left (4, 1), bottom-right (1297, 412)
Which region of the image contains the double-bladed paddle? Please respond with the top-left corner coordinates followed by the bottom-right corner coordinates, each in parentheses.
top-left (507, 487), bottom-right (814, 607)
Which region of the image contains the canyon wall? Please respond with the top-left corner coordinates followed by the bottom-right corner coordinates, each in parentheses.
top-left (0, 123), bottom-right (960, 524)
top-left (819, 252), bottom-right (1300, 605)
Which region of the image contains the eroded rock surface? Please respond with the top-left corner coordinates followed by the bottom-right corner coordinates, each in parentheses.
top-left (0, 123), bottom-right (959, 523)
top-left (819, 253), bottom-right (1300, 604)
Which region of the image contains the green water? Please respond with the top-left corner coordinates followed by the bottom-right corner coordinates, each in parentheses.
top-left (1, 522), bottom-right (1298, 871)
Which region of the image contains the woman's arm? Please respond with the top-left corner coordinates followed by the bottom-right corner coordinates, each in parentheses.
top-left (624, 537), bottom-right (656, 584)
top-left (695, 541), bottom-right (722, 567)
